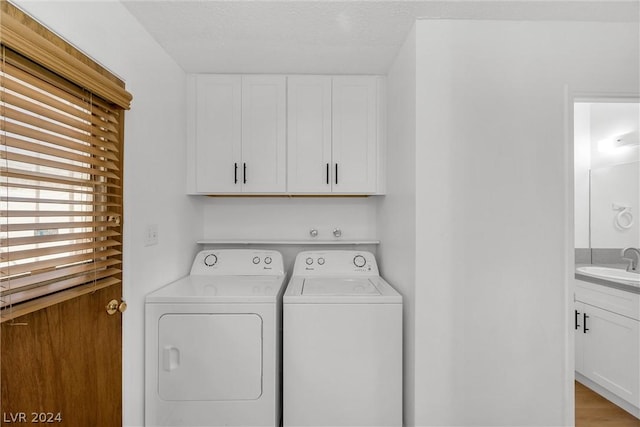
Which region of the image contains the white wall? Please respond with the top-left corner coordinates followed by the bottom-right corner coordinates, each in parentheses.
top-left (202, 197), bottom-right (378, 242)
top-left (13, 2), bottom-right (202, 426)
top-left (411, 20), bottom-right (639, 426)
top-left (377, 24), bottom-right (417, 427)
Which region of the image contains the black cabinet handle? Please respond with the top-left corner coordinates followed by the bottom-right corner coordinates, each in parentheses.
top-left (234, 163), bottom-right (238, 184)
top-left (326, 163), bottom-right (329, 185)
top-left (243, 163), bottom-right (247, 184)
top-left (583, 313), bottom-right (589, 333)
top-left (335, 163), bottom-right (338, 185)
top-left (575, 310), bottom-right (580, 330)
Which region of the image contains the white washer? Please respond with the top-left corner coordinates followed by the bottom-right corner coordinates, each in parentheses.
top-left (283, 250), bottom-right (402, 427)
top-left (145, 249), bottom-right (286, 427)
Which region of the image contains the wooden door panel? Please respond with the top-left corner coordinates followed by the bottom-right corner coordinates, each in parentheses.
top-left (1, 284), bottom-right (122, 427)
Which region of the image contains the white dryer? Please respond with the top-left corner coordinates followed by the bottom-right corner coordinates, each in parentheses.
top-left (145, 249), bottom-right (286, 427)
top-left (283, 250), bottom-right (402, 427)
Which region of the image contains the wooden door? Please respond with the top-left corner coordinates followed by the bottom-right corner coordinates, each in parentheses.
top-left (1, 284), bottom-right (123, 426)
top-left (287, 75), bottom-right (332, 193)
top-left (241, 75), bottom-right (287, 193)
top-left (194, 74), bottom-right (242, 193)
top-left (332, 76), bottom-right (378, 194)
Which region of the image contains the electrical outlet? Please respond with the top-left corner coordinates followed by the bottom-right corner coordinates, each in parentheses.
top-left (145, 224), bottom-right (159, 246)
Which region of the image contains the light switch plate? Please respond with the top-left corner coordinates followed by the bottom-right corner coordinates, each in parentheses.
top-left (145, 224), bottom-right (159, 246)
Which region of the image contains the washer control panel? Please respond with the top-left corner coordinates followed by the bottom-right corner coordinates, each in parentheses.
top-left (293, 250), bottom-right (379, 276)
top-left (191, 249), bottom-right (284, 276)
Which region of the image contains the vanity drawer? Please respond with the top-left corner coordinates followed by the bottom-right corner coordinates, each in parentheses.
top-left (575, 279), bottom-right (640, 321)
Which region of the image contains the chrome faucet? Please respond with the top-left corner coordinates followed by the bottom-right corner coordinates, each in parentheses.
top-left (621, 247), bottom-right (640, 272)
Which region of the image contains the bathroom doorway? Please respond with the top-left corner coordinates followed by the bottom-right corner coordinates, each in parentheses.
top-left (573, 98), bottom-right (640, 426)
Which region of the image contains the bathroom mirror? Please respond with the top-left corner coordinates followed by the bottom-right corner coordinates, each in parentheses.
top-left (575, 101), bottom-right (640, 265)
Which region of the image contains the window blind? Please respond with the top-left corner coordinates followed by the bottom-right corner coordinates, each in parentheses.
top-left (1, 47), bottom-right (123, 307)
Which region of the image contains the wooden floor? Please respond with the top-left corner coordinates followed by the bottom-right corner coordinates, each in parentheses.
top-left (576, 381), bottom-right (640, 427)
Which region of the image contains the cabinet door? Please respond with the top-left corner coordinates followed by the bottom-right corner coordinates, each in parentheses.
top-left (332, 76), bottom-right (377, 194)
top-left (582, 304), bottom-right (639, 407)
top-left (195, 75), bottom-right (242, 193)
top-left (241, 75), bottom-right (286, 193)
top-left (574, 302), bottom-right (585, 374)
top-left (287, 76), bottom-right (332, 193)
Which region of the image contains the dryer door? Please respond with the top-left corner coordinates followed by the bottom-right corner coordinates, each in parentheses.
top-left (158, 313), bottom-right (263, 401)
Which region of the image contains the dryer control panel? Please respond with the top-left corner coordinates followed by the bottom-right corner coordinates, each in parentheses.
top-left (293, 250), bottom-right (379, 276)
top-left (191, 249), bottom-right (284, 276)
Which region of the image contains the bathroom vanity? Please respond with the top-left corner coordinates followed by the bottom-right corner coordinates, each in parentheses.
top-left (574, 269), bottom-right (640, 418)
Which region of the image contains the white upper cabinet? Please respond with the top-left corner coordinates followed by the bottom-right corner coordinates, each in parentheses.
top-left (188, 75), bottom-right (286, 194)
top-left (193, 75), bottom-right (242, 193)
top-left (241, 76), bottom-right (287, 193)
top-left (331, 76), bottom-right (378, 194)
top-left (287, 76), bottom-right (332, 193)
top-left (189, 74), bottom-right (384, 195)
top-left (287, 75), bottom-right (382, 194)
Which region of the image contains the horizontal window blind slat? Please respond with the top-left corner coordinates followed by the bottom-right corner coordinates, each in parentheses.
top-left (0, 248), bottom-right (121, 276)
top-left (1, 167), bottom-right (121, 188)
top-left (0, 180), bottom-right (122, 198)
top-left (3, 134), bottom-right (120, 171)
top-left (1, 239), bottom-right (121, 262)
top-left (0, 220), bottom-right (119, 232)
top-left (1, 150), bottom-right (120, 179)
top-left (0, 258), bottom-right (122, 295)
top-left (2, 91), bottom-right (119, 146)
top-left (4, 61), bottom-right (91, 111)
top-left (1, 210), bottom-right (120, 218)
top-left (2, 229), bottom-right (121, 247)
top-left (1, 196), bottom-right (119, 207)
top-left (4, 61), bottom-right (123, 126)
top-left (2, 267), bottom-right (121, 297)
top-left (1, 277), bottom-right (121, 308)
top-left (2, 105), bottom-right (121, 159)
top-left (2, 76), bottom-right (120, 145)
top-left (2, 121), bottom-right (120, 163)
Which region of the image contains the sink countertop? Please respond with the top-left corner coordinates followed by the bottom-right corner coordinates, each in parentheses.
top-left (575, 263), bottom-right (640, 295)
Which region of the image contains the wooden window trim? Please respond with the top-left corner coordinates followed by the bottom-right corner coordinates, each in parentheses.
top-left (0, 0), bottom-right (132, 110)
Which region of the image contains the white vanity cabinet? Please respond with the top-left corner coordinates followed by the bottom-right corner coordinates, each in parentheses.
top-left (574, 280), bottom-right (640, 412)
top-left (287, 76), bottom-right (382, 194)
top-left (188, 75), bottom-right (286, 194)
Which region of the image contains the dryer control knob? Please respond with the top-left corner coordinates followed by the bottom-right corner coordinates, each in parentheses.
top-left (305, 257), bottom-right (314, 265)
top-left (317, 257), bottom-right (325, 265)
top-left (252, 256), bottom-right (261, 264)
top-left (204, 254), bottom-right (218, 266)
top-left (353, 255), bottom-right (366, 268)
top-left (264, 256), bottom-right (272, 265)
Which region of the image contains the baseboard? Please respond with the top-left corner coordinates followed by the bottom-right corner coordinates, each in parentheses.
top-left (576, 372), bottom-right (640, 419)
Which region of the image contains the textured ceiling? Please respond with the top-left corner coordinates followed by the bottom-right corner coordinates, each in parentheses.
top-left (121, 1), bottom-right (640, 74)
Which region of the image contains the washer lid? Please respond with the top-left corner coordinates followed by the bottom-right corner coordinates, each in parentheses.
top-left (302, 278), bottom-right (381, 296)
top-left (146, 275), bottom-right (286, 303)
top-left (284, 276), bottom-right (401, 304)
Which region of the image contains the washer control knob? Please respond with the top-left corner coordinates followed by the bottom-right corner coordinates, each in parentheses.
top-left (309, 229), bottom-right (318, 238)
top-left (204, 254), bottom-right (218, 266)
top-left (333, 228), bottom-right (342, 238)
top-left (317, 257), bottom-right (325, 265)
top-left (264, 256), bottom-right (272, 265)
top-left (353, 255), bottom-right (366, 268)
top-left (252, 256), bottom-right (260, 264)
top-left (305, 257), bottom-right (314, 265)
